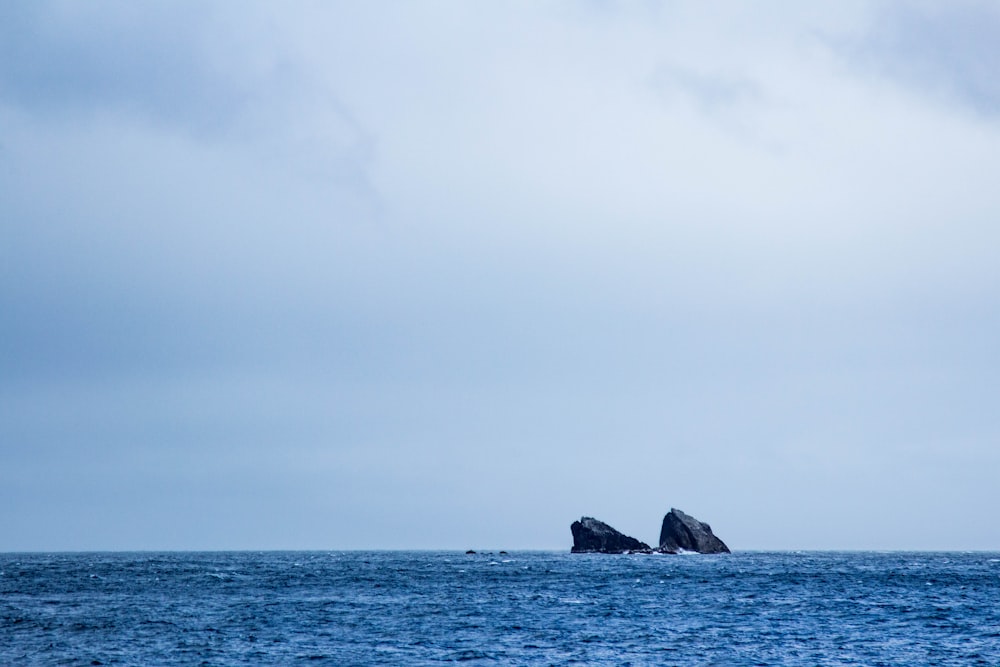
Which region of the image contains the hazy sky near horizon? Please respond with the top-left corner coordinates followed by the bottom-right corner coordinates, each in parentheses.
top-left (2, 1), bottom-right (999, 551)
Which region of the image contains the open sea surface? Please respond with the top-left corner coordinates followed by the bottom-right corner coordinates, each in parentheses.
top-left (2, 550), bottom-right (999, 665)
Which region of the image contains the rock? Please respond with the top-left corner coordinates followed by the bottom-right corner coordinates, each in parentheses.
top-left (571, 517), bottom-right (651, 553)
top-left (657, 508), bottom-right (730, 554)
top-left (465, 550), bottom-right (476, 555)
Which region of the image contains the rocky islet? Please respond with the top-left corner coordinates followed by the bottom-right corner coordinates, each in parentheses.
top-left (570, 508), bottom-right (729, 554)
top-left (658, 508), bottom-right (730, 554)
top-left (570, 517), bottom-right (652, 554)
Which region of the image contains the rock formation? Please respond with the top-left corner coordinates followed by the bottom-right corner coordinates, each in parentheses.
top-left (657, 508), bottom-right (730, 554)
top-left (571, 517), bottom-right (652, 553)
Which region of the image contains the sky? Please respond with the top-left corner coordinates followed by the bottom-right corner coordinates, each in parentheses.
top-left (2, 1), bottom-right (999, 551)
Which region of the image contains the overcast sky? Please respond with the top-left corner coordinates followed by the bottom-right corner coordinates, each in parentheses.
top-left (2, 1), bottom-right (999, 551)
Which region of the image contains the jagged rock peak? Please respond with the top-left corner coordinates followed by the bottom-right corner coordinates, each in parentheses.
top-left (658, 508), bottom-right (730, 554)
top-left (571, 517), bottom-right (652, 554)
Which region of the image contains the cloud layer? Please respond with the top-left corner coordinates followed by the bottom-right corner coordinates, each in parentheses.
top-left (2, 1), bottom-right (999, 550)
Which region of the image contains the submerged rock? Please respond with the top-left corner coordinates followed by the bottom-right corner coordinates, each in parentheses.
top-left (657, 508), bottom-right (730, 554)
top-left (571, 517), bottom-right (651, 553)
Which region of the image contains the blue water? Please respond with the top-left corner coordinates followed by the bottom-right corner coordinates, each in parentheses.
top-left (2, 551), bottom-right (999, 665)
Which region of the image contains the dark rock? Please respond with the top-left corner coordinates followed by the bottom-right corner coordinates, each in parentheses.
top-left (571, 517), bottom-right (651, 553)
top-left (657, 508), bottom-right (730, 554)
top-left (465, 550), bottom-right (476, 554)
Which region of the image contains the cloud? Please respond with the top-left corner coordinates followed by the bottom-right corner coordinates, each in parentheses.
top-left (843, 1), bottom-right (1000, 117)
top-left (0, 2), bottom-right (238, 132)
top-left (649, 65), bottom-right (763, 115)
top-left (0, 1), bottom-right (377, 200)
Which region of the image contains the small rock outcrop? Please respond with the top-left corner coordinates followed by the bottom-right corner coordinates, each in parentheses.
top-left (658, 508), bottom-right (730, 554)
top-left (571, 517), bottom-right (651, 553)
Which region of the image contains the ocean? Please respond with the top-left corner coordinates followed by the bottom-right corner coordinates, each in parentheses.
top-left (2, 551), bottom-right (998, 665)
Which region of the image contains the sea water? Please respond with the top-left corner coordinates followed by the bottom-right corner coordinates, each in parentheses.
top-left (2, 551), bottom-right (998, 665)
